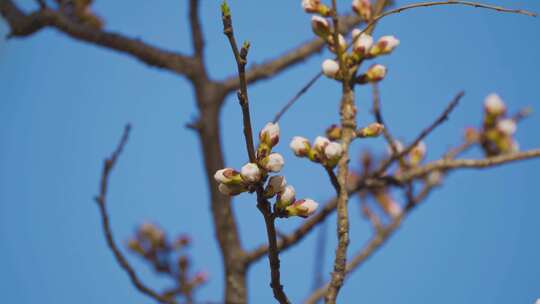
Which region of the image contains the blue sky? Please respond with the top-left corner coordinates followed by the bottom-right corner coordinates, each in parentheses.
top-left (1, 0), bottom-right (539, 303)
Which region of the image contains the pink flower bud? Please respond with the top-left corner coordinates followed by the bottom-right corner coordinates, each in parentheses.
top-left (214, 168), bottom-right (241, 184)
top-left (352, 0), bottom-right (372, 20)
top-left (259, 122), bottom-right (280, 147)
top-left (263, 153), bottom-right (285, 172)
top-left (370, 35), bottom-right (400, 56)
top-left (352, 30), bottom-right (373, 56)
top-left (286, 199), bottom-right (319, 218)
top-left (302, 0), bottom-right (331, 16)
top-left (290, 136), bottom-right (311, 157)
top-left (218, 183), bottom-right (246, 196)
top-left (484, 93), bottom-right (506, 116)
top-left (322, 59), bottom-right (340, 78)
top-left (365, 64), bottom-right (387, 82)
top-left (497, 119), bottom-right (517, 136)
top-left (240, 163), bottom-right (262, 183)
top-left (324, 142), bottom-right (343, 161)
top-left (311, 16), bottom-right (331, 37)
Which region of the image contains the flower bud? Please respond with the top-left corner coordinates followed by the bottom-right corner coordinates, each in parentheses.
top-left (352, 30), bottom-right (373, 57)
top-left (364, 64), bottom-right (387, 82)
top-left (139, 222), bottom-right (165, 245)
top-left (262, 153), bottom-right (285, 172)
top-left (409, 141), bottom-right (426, 166)
top-left (214, 168), bottom-right (242, 185)
top-left (290, 136), bottom-right (311, 157)
top-left (302, 0), bottom-right (331, 16)
top-left (328, 34), bottom-right (347, 53)
top-left (497, 119), bottom-right (517, 136)
top-left (311, 16), bottom-right (331, 37)
top-left (313, 136), bottom-right (330, 152)
top-left (276, 185), bottom-right (296, 210)
top-left (484, 93), bottom-right (506, 117)
top-left (285, 199), bottom-right (319, 218)
top-left (322, 59), bottom-right (340, 78)
top-left (357, 122), bottom-right (384, 137)
top-left (369, 35), bottom-right (400, 56)
top-left (325, 124), bottom-right (342, 140)
top-left (127, 238), bottom-right (145, 255)
top-left (240, 163), bottom-right (262, 183)
top-left (264, 175), bottom-right (287, 198)
top-left (259, 122), bottom-right (280, 148)
top-left (352, 0), bottom-right (372, 21)
top-left (218, 183), bottom-right (247, 196)
top-left (324, 142), bottom-right (343, 162)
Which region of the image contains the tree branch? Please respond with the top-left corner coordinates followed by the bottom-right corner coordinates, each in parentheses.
top-left (189, 0), bottom-right (205, 59)
top-left (94, 125), bottom-right (175, 304)
top-left (0, 1), bottom-right (197, 78)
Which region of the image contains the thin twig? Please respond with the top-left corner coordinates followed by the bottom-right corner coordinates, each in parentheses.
top-left (273, 72), bottom-right (323, 123)
top-left (377, 91), bottom-right (464, 174)
top-left (94, 125), bottom-right (174, 304)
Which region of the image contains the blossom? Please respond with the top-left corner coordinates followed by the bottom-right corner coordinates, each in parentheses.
top-left (262, 153), bottom-right (285, 172)
top-left (352, 30), bottom-right (373, 56)
top-left (497, 119), bottom-right (517, 135)
top-left (259, 122), bottom-right (280, 147)
top-left (311, 16), bottom-right (330, 37)
top-left (370, 35), bottom-right (400, 56)
top-left (352, 0), bottom-right (372, 21)
top-left (324, 142), bottom-right (343, 161)
top-left (322, 59), bottom-right (340, 78)
top-left (240, 163), bottom-right (262, 183)
top-left (290, 136), bottom-right (311, 157)
top-left (313, 136), bottom-right (330, 152)
top-left (214, 168), bottom-right (241, 184)
top-left (484, 93), bottom-right (506, 116)
top-left (365, 64), bottom-right (387, 82)
top-left (285, 199), bottom-right (319, 218)
top-left (264, 175), bottom-right (287, 198)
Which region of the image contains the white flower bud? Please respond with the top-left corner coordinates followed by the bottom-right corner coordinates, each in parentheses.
top-left (214, 168), bottom-right (241, 184)
top-left (497, 119), bottom-right (517, 135)
top-left (352, 31), bottom-right (373, 56)
top-left (302, 0), bottom-right (330, 16)
top-left (352, 0), bottom-right (372, 20)
top-left (218, 183), bottom-right (246, 196)
top-left (286, 198), bottom-right (319, 218)
top-left (240, 163), bottom-right (262, 183)
top-left (311, 16), bottom-right (330, 37)
top-left (365, 64), bottom-right (387, 82)
top-left (370, 35), bottom-right (400, 56)
top-left (484, 93), bottom-right (506, 116)
top-left (263, 153), bottom-right (285, 172)
top-left (357, 122), bottom-right (384, 137)
top-left (324, 142), bottom-right (343, 160)
top-left (322, 59), bottom-right (340, 78)
top-left (280, 185), bottom-right (296, 204)
top-left (313, 136), bottom-right (330, 152)
top-left (290, 136), bottom-right (311, 157)
top-left (265, 175), bottom-right (287, 198)
top-left (259, 122), bottom-right (280, 147)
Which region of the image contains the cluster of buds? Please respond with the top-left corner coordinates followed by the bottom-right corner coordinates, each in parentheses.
top-left (215, 122), bottom-right (284, 196)
top-left (326, 123), bottom-right (385, 140)
top-left (475, 94), bottom-right (520, 155)
top-left (215, 123), bottom-right (319, 218)
top-left (290, 135), bottom-right (344, 168)
top-left (127, 224), bottom-right (208, 300)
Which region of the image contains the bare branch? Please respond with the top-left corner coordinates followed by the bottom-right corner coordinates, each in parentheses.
top-left (0, 1), bottom-right (196, 78)
top-left (94, 125), bottom-right (175, 304)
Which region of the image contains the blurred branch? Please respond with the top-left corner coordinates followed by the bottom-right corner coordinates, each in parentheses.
top-left (0, 1), bottom-right (197, 78)
top-left (189, 0), bottom-right (205, 59)
top-left (94, 125), bottom-right (175, 304)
